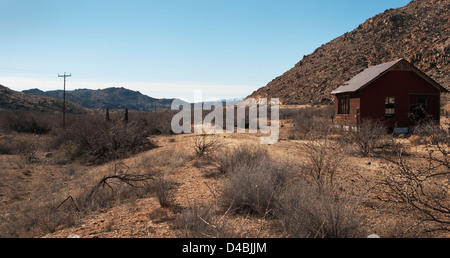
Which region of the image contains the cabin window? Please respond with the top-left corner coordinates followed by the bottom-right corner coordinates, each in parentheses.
top-left (338, 96), bottom-right (350, 115)
top-left (416, 98), bottom-right (427, 111)
top-left (385, 97), bottom-right (395, 120)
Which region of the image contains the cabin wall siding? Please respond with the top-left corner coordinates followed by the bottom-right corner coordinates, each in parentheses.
top-left (333, 70), bottom-right (441, 128)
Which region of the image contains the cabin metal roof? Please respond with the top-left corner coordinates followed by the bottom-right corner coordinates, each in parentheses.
top-left (331, 58), bottom-right (448, 95)
top-left (331, 59), bottom-right (403, 95)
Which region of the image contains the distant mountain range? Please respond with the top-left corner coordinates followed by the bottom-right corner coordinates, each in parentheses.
top-left (0, 84), bottom-right (87, 113)
top-left (248, 0), bottom-right (449, 105)
top-left (23, 87), bottom-right (181, 111)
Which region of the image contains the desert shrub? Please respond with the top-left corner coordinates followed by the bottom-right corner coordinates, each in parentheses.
top-left (32, 202), bottom-right (79, 234)
top-left (273, 134), bottom-right (365, 238)
top-left (276, 182), bottom-right (365, 238)
top-left (176, 203), bottom-right (216, 238)
top-left (133, 110), bottom-right (175, 135)
top-left (58, 114), bottom-right (155, 164)
top-left (18, 136), bottom-right (40, 163)
top-left (137, 148), bottom-right (193, 170)
top-left (290, 107), bottom-right (334, 139)
top-left (0, 200), bottom-right (80, 238)
top-left (301, 138), bottom-right (347, 191)
top-left (0, 111), bottom-right (55, 134)
top-left (76, 186), bottom-right (116, 213)
top-left (152, 177), bottom-right (176, 208)
top-left (343, 119), bottom-right (390, 157)
top-left (193, 134), bottom-right (222, 158)
top-left (218, 144), bottom-right (290, 215)
top-left (412, 122), bottom-right (449, 146)
top-left (176, 202), bottom-right (234, 238)
top-left (215, 143), bottom-right (269, 174)
top-left (51, 141), bottom-right (80, 165)
top-left (136, 149), bottom-right (193, 208)
top-left (0, 134), bottom-right (40, 162)
top-left (279, 108), bottom-right (300, 120)
top-left (0, 135), bottom-right (14, 154)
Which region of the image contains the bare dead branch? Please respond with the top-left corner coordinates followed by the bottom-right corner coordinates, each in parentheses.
top-left (57, 196), bottom-right (80, 212)
top-left (86, 173), bottom-right (155, 203)
top-left (381, 143), bottom-right (450, 233)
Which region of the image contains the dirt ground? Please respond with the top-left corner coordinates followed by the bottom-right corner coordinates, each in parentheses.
top-left (0, 114), bottom-right (448, 238)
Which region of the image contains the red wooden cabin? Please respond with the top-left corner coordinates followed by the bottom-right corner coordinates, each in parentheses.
top-left (331, 58), bottom-right (448, 133)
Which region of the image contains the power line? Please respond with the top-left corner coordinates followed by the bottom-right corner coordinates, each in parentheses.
top-left (58, 72), bottom-right (72, 129)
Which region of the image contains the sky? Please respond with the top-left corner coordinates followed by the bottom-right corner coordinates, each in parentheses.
top-left (0, 0), bottom-right (412, 102)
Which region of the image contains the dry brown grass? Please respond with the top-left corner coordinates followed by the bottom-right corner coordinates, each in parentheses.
top-left (0, 109), bottom-right (448, 238)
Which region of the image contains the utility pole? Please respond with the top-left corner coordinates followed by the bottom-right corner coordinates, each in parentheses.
top-left (58, 72), bottom-right (71, 129)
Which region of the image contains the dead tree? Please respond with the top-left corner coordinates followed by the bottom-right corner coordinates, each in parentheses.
top-left (85, 173), bottom-right (155, 203)
top-left (59, 163), bottom-right (155, 213)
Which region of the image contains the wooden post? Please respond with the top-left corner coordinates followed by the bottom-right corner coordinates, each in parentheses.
top-left (124, 109), bottom-right (129, 124)
top-left (106, 109), bottom-right (110, 122)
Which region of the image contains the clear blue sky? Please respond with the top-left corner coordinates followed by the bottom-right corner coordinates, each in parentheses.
top-left (0, 0), bottom-right (411, 101)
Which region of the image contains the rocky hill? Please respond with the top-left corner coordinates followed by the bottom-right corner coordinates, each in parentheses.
top-left (0, 84), bottom-right (87, 113)
top-left (23, 87), bottom-right (177, 111)
top-left (248, 0), bottom-right (449, 105)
